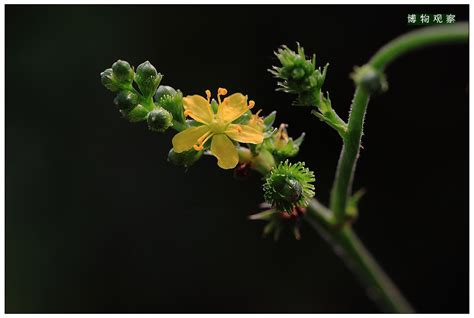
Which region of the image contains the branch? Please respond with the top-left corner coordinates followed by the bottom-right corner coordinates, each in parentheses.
top-left (329, 23), bottom-right (468, 221)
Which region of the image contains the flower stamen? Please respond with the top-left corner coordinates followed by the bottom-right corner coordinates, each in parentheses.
top-left (197, 131), bottom-right (212, 145)
top-left (193, 144), bottom-right (204, 151)
top-left (193, 131), bottom-right (214, 151)
top-left (248, 100), bottom-right (255, 109)
top-left (205, 89), bottom-right (211, 103)
top-left (217, 87), bottom-right (227, 104)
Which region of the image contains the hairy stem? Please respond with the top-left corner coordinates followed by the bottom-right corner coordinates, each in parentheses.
top-left (329, 87), bottom-right (369, 220)
top-left (329, 23), bottom-right (468, 221)
top-left (312, 23), bottom-right (469, 312)
top-left (305, 202), bottom-right (414, 312)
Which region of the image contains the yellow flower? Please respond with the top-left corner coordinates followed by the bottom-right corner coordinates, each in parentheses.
top-left (172, 88), bottom-right (264, 169)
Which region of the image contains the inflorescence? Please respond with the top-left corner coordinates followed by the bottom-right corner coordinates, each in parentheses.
top-left (101, 56), bottom-right (317, 240)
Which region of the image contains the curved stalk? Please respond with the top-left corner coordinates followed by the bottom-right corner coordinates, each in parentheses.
top-left (329, 23), bottom-right (468, 221)
top-left (370, 22), bottom-right (468, 70)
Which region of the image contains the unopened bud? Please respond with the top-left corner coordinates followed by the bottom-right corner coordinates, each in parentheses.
top-left (113, 91), bottom-right (139, 110)
top-left (351, 65), bottom-right (388, 94)
top-left (154, 85), bottom-right (177, 103)
top-left (135, 61), bottom-right (163, 98)
top-left (100, 68), bottom-right (120, 92)
top-left (120, 104), bottom-right (149, 122)
top-left (112, 60), bottom-right (134, 84)
top-left (168, 148), bottom-right (203, 168)
top-left (147, 108), bottom-right (173, 132)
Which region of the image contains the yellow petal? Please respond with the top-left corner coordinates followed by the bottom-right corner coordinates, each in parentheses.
top-left (210, 134), bottom-right (239, 169)
top-left (172, 125), bottom-right (210, 153)
top-left (183, 95), bottom-right (214, 124)
top-left (225, 124), bottom-right (264, 144)
top-left (217, 93), bottom-right (249, 123)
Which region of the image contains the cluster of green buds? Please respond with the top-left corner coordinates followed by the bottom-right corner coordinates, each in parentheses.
top-left (270, 43), bottom-right (327, 107)
top-left (100, 60), bottom-right (183, 132)
top-left (270, 44), bottom-right (347, 138)
top-left (101, 60), bottom-right (205, 168)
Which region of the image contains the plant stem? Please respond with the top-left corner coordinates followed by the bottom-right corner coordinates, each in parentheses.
top-left (370, 22), bottom-right (469, 70)
top-left (317, 23), bottom-right (468, 312)
top-left (329, 23), bottom-right (468, 220)
top-left (329, 87), bottom-right (369, 220)
top-left (305, 203), bottom-right (414, 313)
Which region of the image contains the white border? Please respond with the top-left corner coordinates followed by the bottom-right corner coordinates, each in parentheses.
top-left (1, 1), bottom-right (471, 317)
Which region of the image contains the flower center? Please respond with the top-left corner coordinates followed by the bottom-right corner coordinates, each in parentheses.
top-left (208, 118), bottom-right (228, 134)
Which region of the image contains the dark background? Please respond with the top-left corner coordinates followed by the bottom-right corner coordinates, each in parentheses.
top-left (6, 5), bottom-right (469, 313)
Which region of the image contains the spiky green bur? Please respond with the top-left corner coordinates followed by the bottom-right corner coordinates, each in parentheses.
top-left (263, 160), bottom-right (315, 212)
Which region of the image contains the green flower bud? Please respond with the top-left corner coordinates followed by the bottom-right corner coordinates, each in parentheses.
top-left (238, 147), bottom-right (276, 176)
top-left (112, 60), bottom-right (134, 84)
top-left (135, 61), bottom-right (163, 98)
top-left (158, 90), bottom-right (185, 124)
top-left (100, 68), bottom-right (120, 92)
top-left (113, 90), bottom-right (139, 110)
top-left (263, 160), bottom-right (315, 213)
top-left (147, 108), bottom-right (173, 132)
top-left (120, 104), bottom-right (149, 122)
top-left (154, 85), bottom-right (177, 102)
top-left (168, 148), bottom-right (203, 168)
top-left (270, 43), bottom-right (328, 107)
top-left (351, 65), bottom-right (388, 94)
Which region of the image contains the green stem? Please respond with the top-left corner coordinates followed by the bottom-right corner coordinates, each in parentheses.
top-left (370, 22), bottom-right (468, 70)
top-left (317, 23), bottom-right (468, 312)
top-left (329, 23), bottom-right (468, 221)
top-left (329, 87), bottom-right (369, 220)
top-left (249, 23), bottom-right (467, 312)
top-left (305, 203), bottom-right (414, 313)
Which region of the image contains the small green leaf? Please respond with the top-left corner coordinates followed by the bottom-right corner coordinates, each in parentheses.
top-left (346, 189), bottom-right (366, 219)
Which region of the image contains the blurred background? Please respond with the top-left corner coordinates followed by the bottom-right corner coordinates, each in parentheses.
top-left (6, 5), bottom-right (468, 313)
